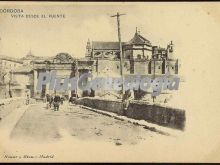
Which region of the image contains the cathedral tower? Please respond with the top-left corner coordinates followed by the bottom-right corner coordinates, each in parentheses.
top-left (85, 39), bottom-right (92, 58)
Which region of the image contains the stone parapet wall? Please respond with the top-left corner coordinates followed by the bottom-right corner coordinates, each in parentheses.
top-left (75, 97), bottom-right (185, 130)
top-left (0, 97), bottom-right (36, 120)
top-left (0, 97), bottom-right (25, 120)
top-left (126, 101), bottom-right (185, 130)
top-left (75, 97), bottom-right (123, 114)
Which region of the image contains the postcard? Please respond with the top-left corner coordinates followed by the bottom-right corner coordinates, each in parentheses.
top-left (0, 1), bottom-right (219, 163)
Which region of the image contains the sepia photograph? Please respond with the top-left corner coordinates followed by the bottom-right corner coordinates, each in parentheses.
top-left (0, 1), bottom-right (220, 163)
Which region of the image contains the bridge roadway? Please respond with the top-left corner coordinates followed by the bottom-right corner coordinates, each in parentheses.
top-left (6, 101), bottom-right (166, 146)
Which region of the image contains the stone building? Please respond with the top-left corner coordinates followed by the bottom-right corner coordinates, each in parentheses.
top-left (85, 30), bottom-right (178, 77)
top-left (32, 53), bottom-right (75, 98)
top-left (10, 30), bottom-right (179, 99)
top-left (0, 55), bottom-right (23, 98)
top-left (10, 51), bottom-right (50, 98)
top-left (32, 53), bottom-right (95, 98)
top-left (0, 55), bottom-right (23, 83)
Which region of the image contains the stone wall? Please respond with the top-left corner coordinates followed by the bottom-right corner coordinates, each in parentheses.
top-left (75, 97), bottom-right (185, 130)
top-left (96, 59), bottom-right (130, 77)
top-left (0, 85), bottom-right (8, 99)
top-left (126, 101), bottom-right (185, 130)
top-left (75, 97), bottom-right (123, 114)
top-left (0, 98), bottom-right (25, 120)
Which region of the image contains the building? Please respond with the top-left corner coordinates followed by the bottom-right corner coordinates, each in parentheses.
top-left (10, 29), bottom-right (179, 99)
top-left (33, 53), bottom-right (76, 98)
top-left (20, 50), bottom-right (46, 65)
top-left (85, 29), bottom-right (178, 76)
top-left (0, 55), bottom-right (23, 98)
top-left (82, 30), bottom-right (179, 99)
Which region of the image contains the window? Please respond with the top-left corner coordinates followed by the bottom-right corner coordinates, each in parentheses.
top-left (137, 54), bottom-right (141, 59)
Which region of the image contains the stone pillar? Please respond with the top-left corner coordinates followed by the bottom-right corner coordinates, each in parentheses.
top-left (45, 70), bottom-right (49, 95)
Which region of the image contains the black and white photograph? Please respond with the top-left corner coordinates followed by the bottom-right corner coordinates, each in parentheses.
top-left (0, 1), bottom-right (219, 163)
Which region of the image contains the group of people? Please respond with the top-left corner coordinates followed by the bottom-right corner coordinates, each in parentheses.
top-left (46, 94), bottom-right (65, 111)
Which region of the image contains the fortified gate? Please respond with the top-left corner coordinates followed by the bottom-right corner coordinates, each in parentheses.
top-left (33, 53), bottom-right (95, 98)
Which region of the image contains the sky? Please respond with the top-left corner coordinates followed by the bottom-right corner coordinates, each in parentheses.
top-left (0, 2), bottom-right (216, 59)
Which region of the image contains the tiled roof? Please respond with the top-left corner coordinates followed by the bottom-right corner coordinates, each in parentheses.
top-left (126, 32), bottom-right (152, 46)
top-left (92, 41), bottom-right (126, 50)
top-left (91, 32), bottom-right (152, 50)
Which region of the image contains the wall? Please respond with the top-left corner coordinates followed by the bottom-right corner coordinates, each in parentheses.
top-left (75, 97), bottom-right (124, 114)
top-left (151, 60), bottom-right (163, 75)
top-left (0, 85), bottom-right (8, 99)
top-left (132, 45), bottom-right (152, 59)
top-left (75, 97), bottom-right (185, 130)
top-left (134, 61), bottom-right (150, 75)
top-left (0, 59), bottom-right (22, 73)
top-left (13, 73), bottom-right (30, 87)
top-left (97, 59), bottom-right (130, 77)
top-left (126, 101), bottom-right (185, 130)
top-left (165, 60), bottom-right (177, 75)
top-left (0, 98), bottom-right (25, 120)
top-left (0, 59), bottom-right (23, 87)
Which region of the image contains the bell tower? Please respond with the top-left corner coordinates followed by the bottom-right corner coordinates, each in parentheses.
top-left (85, 39), bottom-right (92, 58)
top-left (167, 40), bottom-right (174, 59)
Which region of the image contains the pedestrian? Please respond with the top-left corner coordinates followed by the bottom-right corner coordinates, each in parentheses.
top-left (53, 95), bottom-right (61, 111)
top-left (46, 94), bottom-right (50, 102)
top-left (26, 93), bottom-right (30, 105)
top-left (60, 96), bottom-right (64, 105)
top-left (123, 89), bottom-right (134, 113)
top-left (49, 96), bottom-right (53, 108)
